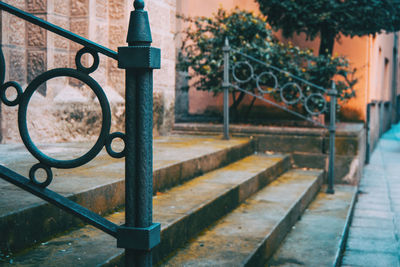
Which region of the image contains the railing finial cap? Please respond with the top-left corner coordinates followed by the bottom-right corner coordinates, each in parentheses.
top-left (134, 0), bottom-right (145, 10)
top-left (127, 0), bottom-right (152, 44)
top-left (225, 37), bottom-right (229, 46)
top-left (328, 81), bottom-right (338, 95)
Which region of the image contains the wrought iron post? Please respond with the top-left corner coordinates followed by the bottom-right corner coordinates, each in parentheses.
top-left (118, 0), bottom-right (161, 266)
top-left (327, 82), bottom-right (337, 194)
top-left (223, 38), bottom-right (230, 140)
top-left (0, 1), bottom-right (162, 265)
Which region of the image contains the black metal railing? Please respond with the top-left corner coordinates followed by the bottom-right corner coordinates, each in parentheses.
top-left (222, 38), bottom-right (337, 194)
top-left (0, 1), bottom-right (160, 266)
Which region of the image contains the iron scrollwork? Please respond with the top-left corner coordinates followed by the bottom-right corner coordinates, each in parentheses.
top-left (0, 1), bottom-right (162, 260)
top-left (222, 40), bottom-right (337, 193)
top-left (0, 46), bottom-right (127, 188)
top-left (229, 49), bottom-right (329, 127)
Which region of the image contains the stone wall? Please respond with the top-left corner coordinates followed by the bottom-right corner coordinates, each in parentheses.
top-left (174, 122), bottom-right (366, 185)
top-left (366, 101), bottom-right (392, 163)
top-left (148, 0), bottom-right (176, 134)
top-left (0, 0), bottom-right (176, 143)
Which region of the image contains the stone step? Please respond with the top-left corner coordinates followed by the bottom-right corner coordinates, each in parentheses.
top-left (173, 122), bottom-right (365, 185)
top-left (159, 168), bottom-right (323, 267)
top-left (268, 185), bottom-right (357, 267)
top-left (0, 135), bottom-right (254, 255)
top-left (1, 153), bottom-right (290, 265)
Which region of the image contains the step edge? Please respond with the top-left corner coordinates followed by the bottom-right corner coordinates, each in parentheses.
top-left (4, 154), bottom-right (290, 265)
top-left (153, 138), bottom-right (255, 192)
top-left (1, 138), bottom-right (253, 218)
top-left (173, 122), bottom-right (363, 137)
top-left (0, 139), bottom-right (254, 254)
top-left (102, 155), bottom-right (292, 266)
top-left (0, 179), bottom-right (126, 254)
top-left (333, 185), bottom-right (359, 267)
top-left (243, 169), bottom-right (324, 266)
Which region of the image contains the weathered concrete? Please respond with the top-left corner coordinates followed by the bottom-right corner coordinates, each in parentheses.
top-left (174, 122), bottom-right (363, 137)
top-left (291, 152), bottom-right (358, 185)
top-left (0, 135), bottom-right (253, 255)
top-left (268, 185), bottom-right (357, 267)
top-left (160, 169), bottom-right (323, 267)
top-left (152, 136), bottom-right (255, 192)
top-left (0, 153), bottom-right (290, 266)
top-left (342, 251), bottom-right (399, 267)
top-left (341, 122), bottom-right (400, 267)
top-left (174, 122), bottom-right (366, 184)
top-left (113, 153), bottom-right (291, 266)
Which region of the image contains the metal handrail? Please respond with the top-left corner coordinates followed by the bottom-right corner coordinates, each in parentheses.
top-left (231, 48), bottom-right (327, 93)
top-left (0, 165), bottom-right (119, 237)
top-left (0, 1), bottom-right (118, 60)
top-left (0, 1), bottom-right (160, 266)
top-left (226, 45), bottom-right (332, 127)
top-left (222, 38), bottom-right (337, 194)
top-left (230, 83), bottom-right (327, 128)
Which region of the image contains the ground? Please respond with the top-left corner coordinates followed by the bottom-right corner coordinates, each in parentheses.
top-left (342, 122), bottom-right (400, 266)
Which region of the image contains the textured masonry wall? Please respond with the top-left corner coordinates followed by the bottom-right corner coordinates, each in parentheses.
top-left (0, 0), bottom-right (176, 143)
top-left (147, 0), bottom-right (176, 134)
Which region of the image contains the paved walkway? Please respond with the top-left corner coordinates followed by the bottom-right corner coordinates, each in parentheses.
top-left (342, 123), bottom-right (400, 266)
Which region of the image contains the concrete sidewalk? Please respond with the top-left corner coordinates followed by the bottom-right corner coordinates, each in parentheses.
top-left (342, 123), bottom-right (400, 266)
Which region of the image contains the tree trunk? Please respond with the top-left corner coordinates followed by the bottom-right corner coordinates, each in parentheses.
top-left (318, 26), bottom-right (337, 89)
top-left (244, 96), bottom-right (257, 120)
top-left (319, 26), bottom-right (336, 56)
top-left (229, 91), bottom-right (246, 122)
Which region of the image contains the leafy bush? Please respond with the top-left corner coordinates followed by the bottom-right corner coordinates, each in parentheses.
top-left (256, 0), bottom-right (400, 56)
top-left (178, 8), bottom-right (357, 118)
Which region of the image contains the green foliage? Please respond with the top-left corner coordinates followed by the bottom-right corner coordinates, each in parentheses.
top-left (177, 9), bottom-right (272, 93)
top-left (178, 8), bottom-right (357, 110)
top-left (256, 0), bottom-right (400, 55)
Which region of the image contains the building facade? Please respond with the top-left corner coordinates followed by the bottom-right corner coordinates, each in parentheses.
top-left (177, 0), bottom-right (400, 134)
top-left (0, 0), bottom-right (176, 143)
top-left (0, 0), bottom-right (398, 147)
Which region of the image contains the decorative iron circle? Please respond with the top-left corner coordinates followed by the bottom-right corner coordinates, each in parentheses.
top-left (280, 82), bottom-right (303, 105)
top-left (29, 163), bottom-right (53, 188)
top-left (256, 71), bottom-right (278, 94)
top-left (232, 61), bottom-right (254, 83)
top-left (18, 68), bottom-right (111, 169)
top-left (0, 48), bottom-right (5, 86)
top-left (105, 132), bottom-right (126, 158)
top-left (75, 47), bottom-right (100, 74)
top-left (0, 81), bottom-right (23, 106)
top-left (304, 93), bottom-right (327, 116)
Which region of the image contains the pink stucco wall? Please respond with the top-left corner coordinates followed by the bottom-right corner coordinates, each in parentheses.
top-left (177, 0), bottom-right (399, 122)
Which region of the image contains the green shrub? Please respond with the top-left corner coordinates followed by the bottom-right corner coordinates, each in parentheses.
top-left (178, 8), bottom-right (357, 118)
